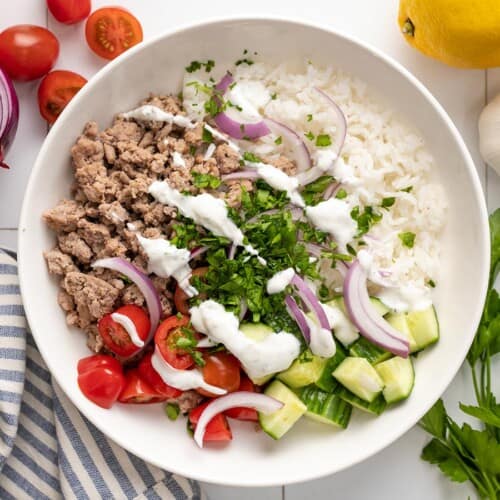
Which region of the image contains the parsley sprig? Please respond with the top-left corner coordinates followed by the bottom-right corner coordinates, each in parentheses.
top-left (419, 209), bottom-right (500, 499)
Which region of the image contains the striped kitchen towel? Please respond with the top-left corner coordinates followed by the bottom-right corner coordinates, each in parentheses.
top-left (0, 249), bottom-right (205, 499)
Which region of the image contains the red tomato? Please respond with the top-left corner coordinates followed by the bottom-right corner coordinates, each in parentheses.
top-left (189, 401), bottom-right (232, 443)
top-left (77, 366), bottom-right (125, 409)
top-left (0, 25), bottom-right (59, 81)
top-left (174, 267), bottom-right (208, 315)
top-left (85, 7), bottom-right (143, 60)
top-left (138, 352), bottom-right (182, 399)
top-left (154, 315), bottom-right (197, 370)
top-left (224, 376), bottom-right (259, 421)
top-left (118, 369), bottom-right (166, 404)
top-left (77, 354), bottom-right (122, 375)
top-left (197, 352), bottom-right (240, 398)
top-left (98, 304), bottom-right (150, 357)
top-left (47, 0), bottom-right (91, 24)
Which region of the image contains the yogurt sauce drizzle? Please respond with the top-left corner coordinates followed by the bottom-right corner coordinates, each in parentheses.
top-left (321, 303), bottom-right (359, 346)
top-left (304, 315), bottom-right (336, 358)
top-left (171, 151), bottom-right (186, 168)
top-left (190, 300), bottom-right (300, 380)
top-left (122, 105), bottom-right (195, 128)
top-left (136, 234), bottom-right (197, 297)
top-left (148, 181), bottom-right (265, 265)
top-left (151, 347), bottom-right (226, 395)
top-left (266, 268), bottom-right (295, 295)
top-left (110, 312), bottom-right (144, 348)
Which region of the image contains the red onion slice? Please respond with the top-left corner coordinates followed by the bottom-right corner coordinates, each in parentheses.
top-left (323, 182), bottom-right (341, 200)
top-left (190, 246), bottom-right (208, 260)
top-left (92, 258), bottom-right (161, 348)
top-left (228, 244), bottom-right (237, 260)
top-left (291, 274), bottom-right (330, 330)
top-left (264, 118), bottom-right (311, 173)
top-left (285, 295), bottom-right (311, 343)
top-left (343, 259), bottom-right (409, 357)
top-left (0, 68), bottom-right (19, 170)
top-left (221, 170), bottom-right (260, 181)
top-left (213, 73), bottom-right (270, 140)
top-left (314, 87), bottom-right (347, 156)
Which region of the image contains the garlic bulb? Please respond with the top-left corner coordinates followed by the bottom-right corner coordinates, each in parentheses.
top-left (479, 93), bottom-right (500, 175)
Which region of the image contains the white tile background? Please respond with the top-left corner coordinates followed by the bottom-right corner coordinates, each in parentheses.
top-left (1, 1), bottom-right (498, 498)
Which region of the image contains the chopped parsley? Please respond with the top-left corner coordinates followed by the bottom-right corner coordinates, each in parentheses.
top-left (189, 145), bottom-right (197, 156)
top-left (399, 231), bottom-right (416, 248)
top-left (307, 114), bottom-right (313, 122)
top-left (204, 97), bottom-right (220, 117)
top-left (271, 92), bottom-right (278, 100)
top-left (381, 197), bottom-right (396, 209)
top-left (301, 175), bottom-right (335, 206)
top-left (427, 279), bottom-right (436, 288)
top-left (186, 81), bottom-right (213, 95)
top-left (229, 81), bottom-right (237, 90)
top-left (304, 131), bottom-right (315, 141)
top-left (192, 172), bottom-right (221, 189)
top-left (242, 151), bottom-right (262, 163)
top-left (176, 326), bottom-right (205, 366)
top-left (202, 127), bottom-right (213, 143)
top-left (401, 185), bottom-right (413, 193)
top-left (350, 205), bottom-right (383, 237)
top-left (315, 134), bottom-right (332, 147)
top-left (185, 59), bottom-right (215, 73)
top-left (235, 58), bottom-right (254, 66)
top-left (274, 136), bottom-right (283, 145)
top-left (165, 403), bottom-right (180, 421)
top-left (336, 188), bottom-right (347, 199)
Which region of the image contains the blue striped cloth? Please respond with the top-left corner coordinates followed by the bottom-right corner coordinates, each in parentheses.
top-left (0, 249), bottom-right (205, 499)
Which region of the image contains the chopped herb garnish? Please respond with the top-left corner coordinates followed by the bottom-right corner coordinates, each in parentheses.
top-left (205, 59), bottom-right (215, 72)
top-left (346, 244), bottom-right (357, 256)
top-left (189, 145), bottom-right (197, 156)
top-left (202, 127), bottom-right (213, 143)
top-left (315, 134), bottom-right (332, 147)
top-left (427, 279), bottom-right (436, 288)
top-left (186, 81), bottom-right (213, 95)
top-left (399, 231), bottom-right (416, 248)
top-left (350, 205), bottom-right (383, 237)
top-left (302, 176), bottom-right (335, 206)
top-left (242, 151), bottom-right (262, 163)
top-left (298, 350), bottom-right (313, 363)
top-left (192, 172), bottom-right (221, 189)
top-left (204, 96), bottom-right (220, 117)
top-left (381, 197), bottom-right (396, 209)
top-left (401, 185), bottom-right (413, 193)
top-left (274, 136), bottom-right (283, 145)
top-left (119, 275), bottom-right (132, 285)
top-left (185, 59), bottom-right (215, 73)
top-left (229, 81), bottom-right (237, 90)
top-left (235, 58), bottom-right (254, 66)
top-left (304, 131), bottom-right (315, 141)
top-left (271, 92), bottom-right (278, 100)
top-left (336, 188), bottom-right (347, 199)
top-left (165, 403), bottom-right (180, 421)
top-left (307, 114), bottom-right (313, 122)
top-left (243, 49), bottom-right (248, 55)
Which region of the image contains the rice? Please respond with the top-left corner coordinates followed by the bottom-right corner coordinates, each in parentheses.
top-left (184, 61), bottom-right (447, 295)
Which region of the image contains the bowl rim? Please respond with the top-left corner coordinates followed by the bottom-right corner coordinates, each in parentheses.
top-left (18, 14), bottom-right (490, 486)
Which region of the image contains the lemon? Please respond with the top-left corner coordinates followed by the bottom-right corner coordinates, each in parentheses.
top-left (398, 0), bottom-right (500, 68)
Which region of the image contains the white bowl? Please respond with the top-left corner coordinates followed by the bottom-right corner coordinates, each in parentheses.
top-left (18, 17), bottom-right (489, 487)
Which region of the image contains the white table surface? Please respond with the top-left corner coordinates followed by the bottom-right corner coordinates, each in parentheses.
top-left (1, 1), bottom-right (498, 498)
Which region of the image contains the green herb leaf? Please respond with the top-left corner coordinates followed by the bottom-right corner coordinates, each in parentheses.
top-left (274, 136), bottom-right (283, 145)
top-left (420, 399), bottom-right (447, 439)
top-left (459, 403), bottom-right (500, 428)
top-left (304, 131), bottom-right (315, 141)
top-left (202, 127), bottom-right (213, 143)
top-left (401, 185), bottom-right (413, 193)
top-left (421, 439), bottom-right (469, 483)
top-left (315, 134), bottom-right (332, 147)
top-left (399, 231), bottom-right (416, 248)
top-left (192, 172), bottom-right (221, 189)
top-left (185, 59), bottom-right (215, 73)
top-left (271, 92), bottom-right (278, 100)
top-left (307, 114), bottom-right (313, 122)
top-left (235, 58), bottom-right (254, 66)
top-left (336, 188), bottom-right (347, 199)
top-left (242, 151), bottom-right (262, 163)
top-left (381, 197), bottom-right (396, 208)
top-left (165, 403), bottom-right (180, 421)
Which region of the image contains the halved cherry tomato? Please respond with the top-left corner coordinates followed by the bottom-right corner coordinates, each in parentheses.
top-left (0, 25), bottom-right (59, 81)
top-left (47, 0), bottom-right (91, 24)
top-left (118, 369), bottom-right (166, 404)
top-left (85, 7), bottom-right (143, 60)
top-left (98, 304), bottom-right (150, 357)
top-left (38, 70), bottom-right (87, 124)
top-left (138, 352), bottom-right (182, 399)
top-left (197, 352), bottom-right (240, 398)
top-left (77, 364), bottom-right (125, 409)
top-left (77, 354), bottom-right (122, 375)
top-left (224, 376), bottom-right (259, 421)
top-left (154, 315), bottom-right (197, 370)
top-left (174, 267), bottom-right (208, 315)
top-left (189, 401), bottom-right (232, 443)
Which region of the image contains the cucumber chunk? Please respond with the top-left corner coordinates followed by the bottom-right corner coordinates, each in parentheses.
top-left (349, 337), bottom-right (392, 365)
top-left (386, 313), bottom-right (418, 353)
top-left (315, 347), bottom-right (346, 392)
top-left (277, 350), bottom-right (329, 388)
top-left (375, 356), bottom-right (415, 403)
top-left (259, 380), bottom-right (307, 439)
top-left (406, 306), bottom-right (439, 351)
top-left (336, 387), bottom-right (387, 415)
top-left (299, 386), bottom-right (352, 428)
top-left (240, 322), bottom-right (276, 385)
top-left (332, 357), bottom-right (384, 402)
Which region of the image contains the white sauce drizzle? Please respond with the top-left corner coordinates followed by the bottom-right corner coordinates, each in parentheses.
top-left (225, 84), bottom-right (263, 122)
top-left (148, 181), bottom-right (265, 264)
top-left (203, 124), bottom-right (239, 151)
top-left (203, 143), bottom-right (216, 161)
top-left (110, 312), bottom-right (144, 348)
top-left (151, 348), bottom-right (226, 395)
top-left (304, 315), bottom-right (336, 358)
top-left (136, 234), bottom-right (197, 297)
top-left (172, 151), bottom-right (186, 168)
top-left (122, 105), bottom-right (195, 128)
top-left (190, 300), bottom-right (300, 380)
top-left (321, 303), bottom-right (359, 346)
top-left (266, 268), bottom-right (295, 294)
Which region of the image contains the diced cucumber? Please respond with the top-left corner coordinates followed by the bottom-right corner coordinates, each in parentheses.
top-left (277, 350), bottom-right (328, 388)
top-left (332, 357), bottom-right (384, 402)
top-left (259, 380), bottom-right (307, 439)
top-left (240, 322), bottom-right (276, 385)
top-left (369, 297), bottom-right (391, 317)
top-left (386, 313), bottom-right (418, 353)
top-left (406, 305), bottom-right (439, 351)
top-left (299, 386), bottom-right (352, 428)
top-left (375, 356), bottom-right (415, 403)
top-left (336, 387), bottom-right (387, 415)
top-left (349, 337), bottom-right (392, 365)
top-left (315, 347), bottom-right (346, 392)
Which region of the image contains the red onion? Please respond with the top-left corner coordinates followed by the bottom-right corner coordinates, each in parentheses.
top-left (239, 299), bottom-right (248, 321)
top-left (285, 295), bottom-right (310, 343)
top-left (0, 68), bottom-right (19, 170)
top-left (221, 170), bottom-right (260, 181)
top-left (92, 258), bottom-right (161, 348)
top-left (343, 259), bottom-right (409, 357)
top-left (323, 182), bottom-right (341, 200)
top-left (291, 274), bottom-right (330, 330)
top-left (304, 243), bottom-right (325, 258)
top-left (228, 243), bottom-right (237, 260)
top-left (190, 246), bottom-right (208, 260)
top-left (213, 73), bottom-right (270, 140)
top-left (193, 391), bottom-right (283, 447)
top-left (264, 118), bottom-right (311, 172)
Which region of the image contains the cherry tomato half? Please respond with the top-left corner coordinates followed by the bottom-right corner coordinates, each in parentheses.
top-left (189, 401), bottom-right (232, 443)
top-left (197, 352), bottom-right (240, 398)
top-left (154, 315), bottom-right (197, 370)
top-left (174, 267), bottom-right (208, 315)
top-left (118, 369), bottom-right (166, 404)
top-left (85, 7), bottom-right (143, 60)
top-left (77, 364), bottom-right (125, 409)
top-left (224, 376), bottom-right (259, 421)
top-left (138, 352), bottom-right (182, 399)
top-left (0, 25), bottom-right (59, 81)
top-left (77, 353), bottom-right (122, 375)
top-left (38, 70), bottom-right (87, 124)
top-left (47, 0), bottom-right (91, 25)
